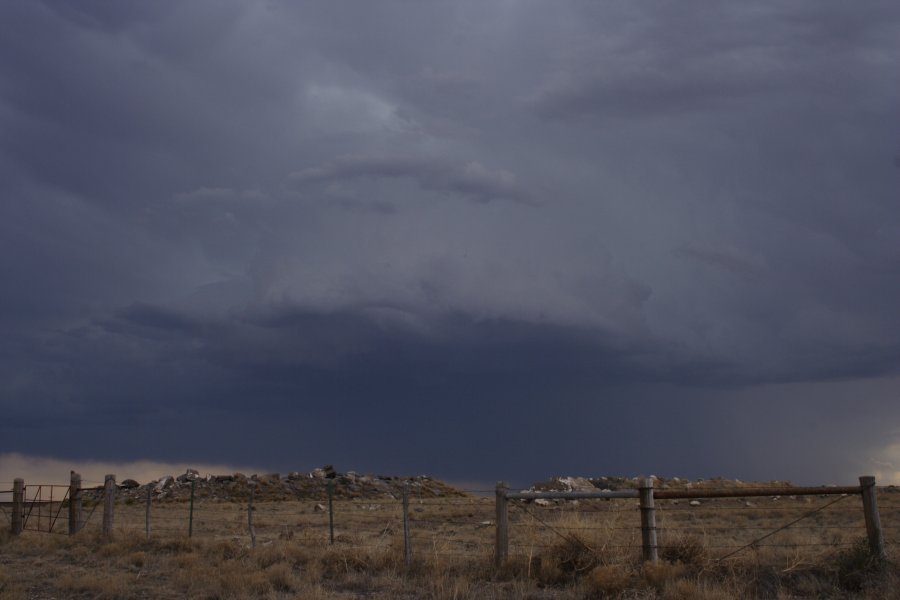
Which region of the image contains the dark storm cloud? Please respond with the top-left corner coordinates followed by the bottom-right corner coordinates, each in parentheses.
top-left (673, 242), bottom-right (766, 279)
top-left (290, 155), bottom-right (535, 204)
top-left (529, 1), bottom-right (899, 120)
top-left (1, 0), bottom-right (899, 483)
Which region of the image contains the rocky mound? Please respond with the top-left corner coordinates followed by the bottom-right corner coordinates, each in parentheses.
top-left (85, 466), bottom-right (467, 502)
top-left (528, 475), bottom-right (795, 493)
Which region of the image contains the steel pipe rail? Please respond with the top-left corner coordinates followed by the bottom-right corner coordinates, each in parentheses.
top-left (654, 485), bottom-right (861, 500)
top-left (507, 490), bottom-right (639, 500)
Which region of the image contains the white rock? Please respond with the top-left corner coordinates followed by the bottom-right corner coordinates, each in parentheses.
top-left (556, 476), bottom-right (594, 492)
top-left (689, 500), bottom-right (701, 507)
top-left (534, 498), bottom-right (552, 507)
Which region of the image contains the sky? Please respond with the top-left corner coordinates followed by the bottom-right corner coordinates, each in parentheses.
top-left (1, 1), bottom-right (898, 488)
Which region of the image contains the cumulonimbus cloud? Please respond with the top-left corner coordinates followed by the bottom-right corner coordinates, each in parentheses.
top-left (288, 155), bottom-right (536, 204)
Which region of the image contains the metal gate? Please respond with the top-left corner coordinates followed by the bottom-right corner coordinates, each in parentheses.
top-left (22, 485), bottom-right (71, 534)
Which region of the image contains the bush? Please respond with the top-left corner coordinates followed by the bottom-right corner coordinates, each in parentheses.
top-left (660, 534), bottom-right (707, 570)
top-left (536, 534), bottom-right (599, 585)
top-left (834, 537), bottom-right (883, 591)
top-left (584, 564), bottom-right (632, 598)
top-left (643, 560), bottom-right (688, 591)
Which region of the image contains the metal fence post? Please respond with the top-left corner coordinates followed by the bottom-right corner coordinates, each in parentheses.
top-left (102, 474), bottom-right (115, 538)
top-left (639, 478), bottom-right (658, 562)
top-left (859, 476), bottom-right (886, 561)
top-left (11, 478), bottom-right (24, 535)
top-left (402, 482), bottom-right (412, 568)
top-left (69, 471), bottom-right (82, 535)
top-left (495, 481), bottom-right (509, 568)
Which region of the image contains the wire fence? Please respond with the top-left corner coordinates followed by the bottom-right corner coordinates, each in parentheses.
top-left (7, 479), bottom-right (897, 570)
top-left (503, 491), bottom-right (888, 567)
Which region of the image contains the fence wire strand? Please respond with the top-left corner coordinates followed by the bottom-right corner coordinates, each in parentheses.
top-left (714, 494), bottom-right (853, 562)
top-left (6, 483), bottom-right (893, 570)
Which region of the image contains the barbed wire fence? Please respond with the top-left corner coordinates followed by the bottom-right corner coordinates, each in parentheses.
top-left (4, 474), bottom-right (894, 572)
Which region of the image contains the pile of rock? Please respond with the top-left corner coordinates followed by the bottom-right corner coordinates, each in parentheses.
top-left (520, 475), bottom-right (807, 507)
top-left (86, 466), bottom-right (467, 503)
top-left (528, 475), bottom-right (796, 495)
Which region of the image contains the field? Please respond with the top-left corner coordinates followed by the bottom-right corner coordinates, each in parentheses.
top-left (1, 483), bottom-right (899, 599)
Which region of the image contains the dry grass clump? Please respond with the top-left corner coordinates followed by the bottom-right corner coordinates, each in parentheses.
top-left (583, 563), bottom-right (633, 598)
top-left (659, 578), bottom-right (734, 600)
top-left (127, 550), bottom-right (146, 568)
top-left (0, 568), bottom-right (26, 600)
top-left (315, 541), bottom-right (401, 579)
top-left (265, 562), bottom-right (299, 592)
top-left (659, 534), bottom-right (708, 570)
top-left (642, 560), bottom-right (689, 591)
top-left (57, 570), bottom-right (130, 599)
top-left (532, 533), bottom-right (602, 585)
top-left (204, 537), bottom-right (246, 561)
top-left (422, 573), bottom-right (477, 600)
top-left (832, 538), bottom-right (888, 593)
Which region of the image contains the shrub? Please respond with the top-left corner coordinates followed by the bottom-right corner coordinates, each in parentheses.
top-left (266, 562), bottom-right (298, 592)
top-left (537, 534), bottom-right (599, 584)
top-left (660, 534), bottom-right (707, 570)
top-left (643, 560), bottom-right (688, 591)
top-left (834, 537), bottom-right (883, 592)
top-left (584, 564), bottom-right (632, 598)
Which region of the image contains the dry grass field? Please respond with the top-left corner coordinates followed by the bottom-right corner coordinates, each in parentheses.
top-left (1, 486), bottom-right (899, 599)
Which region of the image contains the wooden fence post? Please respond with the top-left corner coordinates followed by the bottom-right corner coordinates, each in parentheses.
top-left (402, 482), bottom-right (412, 569)
top-left (11, 478), bottom-right (24, 535)
top-left (69, 471), bottom-right (82, 535)
top-left (188, 479), bottom-right (195, 538)
top-left (328, 479), bottom-right (335, 545)
top-left (145, 485), bottom-right (152, 540)
top-left (495, 481), bottom-right (509, 568)
top-left (248, 484), bottom-right (256, 548)
top-left (859, 476), bottom-right (886, 561)
top-left (102, 474), bottom-right (115, 538)
top-left (639, 478), bottom-right (658, 562)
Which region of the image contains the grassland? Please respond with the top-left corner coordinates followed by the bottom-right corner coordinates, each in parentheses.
top-left (1, 487), bottom-right (898, 599)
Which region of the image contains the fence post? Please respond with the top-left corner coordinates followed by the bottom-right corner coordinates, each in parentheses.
top-left (859, 476), bottom-right (886, 561)
top-left (11, 478), bottom-right (24, 535)
top-left (188, 479), bottom-right (195, 538)
top-left (639, 478), bottom-right (658, 562)
top-left (328, 479), bottom-right (335, 545)
top-left (69, 471), bottom-right (82, 535)
top-left (145, 485), bottom-right (152, 540)
top-left (248, 484), bottom-right (256, 548)
top-left (495, 481), bottom-right (509, 568)
top-left (402, 482), bottom-right (412, 568)
top-left (102, 474), bottom-right (115, 538)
